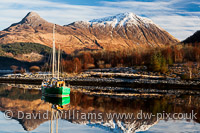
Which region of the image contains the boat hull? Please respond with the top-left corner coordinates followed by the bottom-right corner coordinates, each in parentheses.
top-left (42, 86), bottom-right (70, 97)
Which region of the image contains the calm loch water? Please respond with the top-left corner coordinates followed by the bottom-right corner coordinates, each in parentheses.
top-left (0, 84), bottom-right (199, 132)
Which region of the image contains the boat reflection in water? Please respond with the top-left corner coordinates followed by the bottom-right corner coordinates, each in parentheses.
top-left (42, 96), bottom-right (70, 107)
top-left (42, 96), bottom-right (70, 133)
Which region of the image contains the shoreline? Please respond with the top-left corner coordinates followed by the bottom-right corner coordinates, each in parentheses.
top-left (0, 76), bottom-right (199, 90)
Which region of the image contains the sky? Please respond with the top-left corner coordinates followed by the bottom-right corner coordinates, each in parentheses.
top-left (0, 0), bottom-right (200, 40)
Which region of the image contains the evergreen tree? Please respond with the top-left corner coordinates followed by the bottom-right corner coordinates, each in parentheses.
top-left (150, 51), bottom-right (168, 73)
top-left (160, 56), bottom-right (168, 73)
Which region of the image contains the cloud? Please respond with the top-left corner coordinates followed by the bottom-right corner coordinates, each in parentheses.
top-left (0, 0), bottom-right (199, 40)
top-left (0, 0), bottom-right (122, 28)
top-left (101, 1), bottom-right (173, 12)
top-left (151, 15), bottom-right (200, 40)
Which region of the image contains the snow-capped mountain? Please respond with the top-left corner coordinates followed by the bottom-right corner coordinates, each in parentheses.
top-left (0, 12), bottom-right (179, 54)
top-left (70, 12), bottom-right (178, 50)
top-left (89, 12), bottom-right (162, 29)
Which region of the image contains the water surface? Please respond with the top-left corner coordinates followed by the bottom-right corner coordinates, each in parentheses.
top-left (0, 84), bottom-right (199, 132)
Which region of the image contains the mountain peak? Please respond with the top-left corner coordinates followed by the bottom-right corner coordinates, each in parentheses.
top-left (89, 12), bottom-right (156, 28)
top-left (25, 11), bottom-right (40, 18)
top-left (3, 11), bottom-right (53, 32)
top-left (20, 11), bottom-right (42, 24)
top-left (116, 12), bottom-right (137, 18)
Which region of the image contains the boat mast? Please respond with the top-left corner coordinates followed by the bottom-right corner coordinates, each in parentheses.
top-left (52, 24), bottom-right (56, 78)
top-left (57, 45), bottom-right (60, 79)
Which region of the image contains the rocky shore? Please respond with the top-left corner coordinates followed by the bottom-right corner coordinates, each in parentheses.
top-left (0, 66), bottom-right (199, 90)
top-left (0, 75), bottom-right (199, 91)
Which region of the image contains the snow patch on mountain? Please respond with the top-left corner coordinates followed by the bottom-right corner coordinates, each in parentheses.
top-left (89, 12), bottom-right (162, 29)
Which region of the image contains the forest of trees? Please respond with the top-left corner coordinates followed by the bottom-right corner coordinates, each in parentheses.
top-left (0, 42), bottom-right (52, 56)
top-left (3, 42), bottom-right (200, 76)
top-left (60, 43), bottom-right (200, 74)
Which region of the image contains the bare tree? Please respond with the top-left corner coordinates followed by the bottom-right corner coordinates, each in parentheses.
top-left (10, 65), bottom-right (18, 74)
top-left (186, 61), bottom-right (193, 79)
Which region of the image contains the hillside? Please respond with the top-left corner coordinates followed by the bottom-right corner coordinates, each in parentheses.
top-left (0, 12), bottom-right (179, 54)
top-left (182, 30), bottom-right (200, 44)
top-left (0, 42), bottom-right (53, 69)
top-left (0, 42), bottom-right (51, 56)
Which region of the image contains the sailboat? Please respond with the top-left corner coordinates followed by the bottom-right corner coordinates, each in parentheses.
top-left (41, 24), bottom-right (70, 97)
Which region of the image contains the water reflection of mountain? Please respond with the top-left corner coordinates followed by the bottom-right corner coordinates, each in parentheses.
top-left (0, 84), bottom-right (199, 132)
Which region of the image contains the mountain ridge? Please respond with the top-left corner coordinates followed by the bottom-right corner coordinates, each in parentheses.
top-left (0, 11), bottom-right (179, 54)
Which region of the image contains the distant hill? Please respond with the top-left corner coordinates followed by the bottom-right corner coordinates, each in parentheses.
top-left (182, 30), bottom-right (200, 44)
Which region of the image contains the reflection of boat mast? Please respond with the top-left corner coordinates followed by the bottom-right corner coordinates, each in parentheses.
top-left (50, 106), bottom-right (59, 133)
top-left (49, 103), bottom-right (70, 133)
top-left (50, 107), bottom-right (54, 133)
